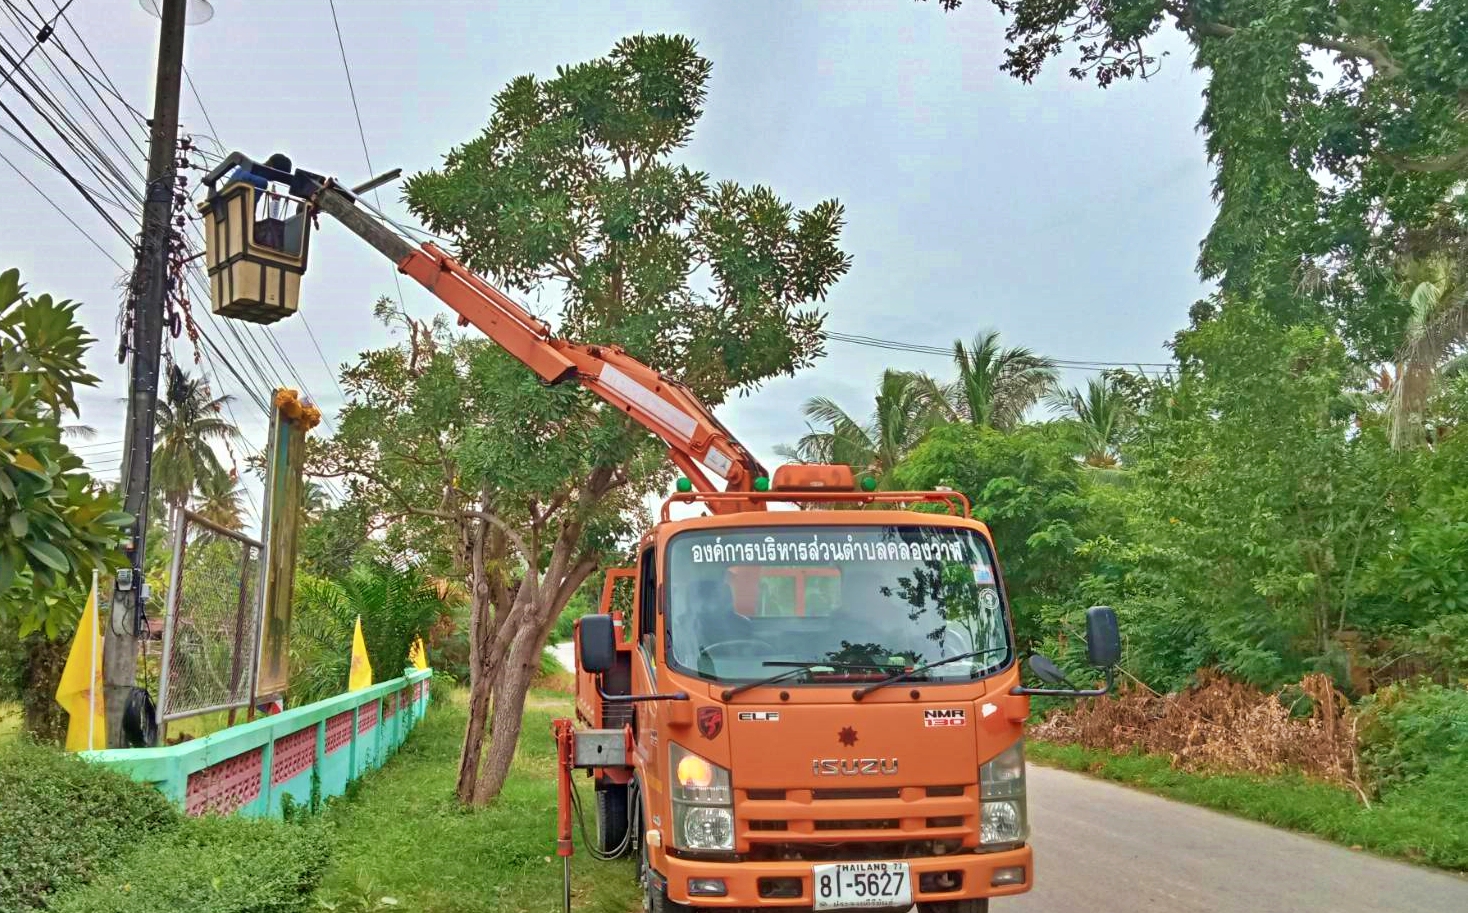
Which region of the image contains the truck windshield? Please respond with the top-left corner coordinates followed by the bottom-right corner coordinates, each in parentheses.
top-left (664, 525), bottom-right (1012, 684)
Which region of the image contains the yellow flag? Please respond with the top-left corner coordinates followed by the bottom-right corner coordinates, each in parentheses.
top-left (408, 636), bottom-right (428, 671)
top-left (55, 580), bottom-right (106, 751)
top-left (349, 615), bottom-right (373, 691)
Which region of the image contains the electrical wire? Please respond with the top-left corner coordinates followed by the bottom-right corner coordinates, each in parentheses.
top-left (326, 0), bottom-right (408, 313)
top-left (0, 144), bottom-right (129, 267)
top-left (0, 93), bottom-right (132, 241)
top-left (0, 0), bottom-right (69, 93)
top-left (0, 18), bottom-right (143, 211)
top-left (822, 330), bottom-right (1172, 372)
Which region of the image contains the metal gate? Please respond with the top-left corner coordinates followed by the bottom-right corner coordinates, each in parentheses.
top-left (156, 509), bottom-right (264, 736)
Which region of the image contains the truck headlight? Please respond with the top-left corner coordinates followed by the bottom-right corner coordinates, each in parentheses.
top-left (979, 740), bottom-right (1028, 848)
top-left (670, 743), bottom-right (734, 852)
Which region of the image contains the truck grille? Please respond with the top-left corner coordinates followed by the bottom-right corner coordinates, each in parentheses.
top-left (735, 784), bottom-right (978, 858)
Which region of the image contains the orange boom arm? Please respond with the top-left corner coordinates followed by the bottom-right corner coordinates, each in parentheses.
top-left (300, 174), bottom-right (765, 506)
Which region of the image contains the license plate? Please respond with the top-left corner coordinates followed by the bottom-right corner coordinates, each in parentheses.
top-left (812, 861), bottom-right (912, 910)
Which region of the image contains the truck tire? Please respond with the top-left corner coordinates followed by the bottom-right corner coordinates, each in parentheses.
top-left (918, 901), bottom-right (989, 913)
top-left (595, 782), bottom-right (633, 857)
top-left (640, 827), bottom-right (689, 913)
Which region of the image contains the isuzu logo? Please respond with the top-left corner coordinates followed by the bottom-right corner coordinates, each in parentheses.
top-left (812, 758), bottom-right (899, 776)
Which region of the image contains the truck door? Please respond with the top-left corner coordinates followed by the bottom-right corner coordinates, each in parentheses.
top-left (633, 545), bottom-right (667, 831)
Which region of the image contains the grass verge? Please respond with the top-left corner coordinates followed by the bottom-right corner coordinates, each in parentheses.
top-left (315, 687), bottom-right (639, 913)
top-left (1028, 740), bottom-right (1468, 872)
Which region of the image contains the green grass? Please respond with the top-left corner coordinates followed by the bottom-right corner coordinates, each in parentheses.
top-left (314, 688), bottom-right (640, 913)
top-left (1029, 740), bottom-right (1468, 872)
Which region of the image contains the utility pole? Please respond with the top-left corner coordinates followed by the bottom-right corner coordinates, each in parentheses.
top-left (106, 0), bottom-right (188, 748)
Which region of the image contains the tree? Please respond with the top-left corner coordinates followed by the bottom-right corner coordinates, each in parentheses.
top-left (1048, 376), bottom-right (1133, 468)
top-left (1390, 253), bottom-right (1468, 448)
top-left (289, 561), bottom-right (449, 706)
top-left (1089, 304), bottom-right (1412, 688)
top-left (151, 367), bottom-right (237, 530)
top-left (934, 330), bottom-right (1057, 430)
top-left (328, 35), bottom-right (850, 805)
top-left (194, 467), bottom-right (244, 532)
top-left (0, 268), bottom-right (129, 637)
top-left (894, 421), bottom-right (1092, 646)
top-left (923, 1), bottom-right (1468, 361)
top-left (778, 369), bottom-right (944, 485)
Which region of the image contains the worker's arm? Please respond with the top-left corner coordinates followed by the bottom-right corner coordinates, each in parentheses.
top-left (292, 171), bottom-right (764, 499)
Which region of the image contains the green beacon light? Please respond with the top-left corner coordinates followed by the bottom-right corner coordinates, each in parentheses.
top-left (860, 476), bottom-right (877, 492)
top-left (753, 476), bottom-right (771, 492)
top-left (676, 477), bottom-right (693, 493)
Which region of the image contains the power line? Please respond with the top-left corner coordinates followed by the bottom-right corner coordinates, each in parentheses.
top-left (822, 330), bottom-right (1173, 371)
top-left (0, 119), bottom-right (133, 209)
top-left (38, 0), bottom-right (148, 125)
top-left (326, 0), bottom-right (407, 313)
top-left (0, 143), bottom-right (128, 266)
top-left (0, 87), bottom-right (133, 241)
top-left (0, 17), bottom-right (143, 212)
top-left (0, 0), bottom-right (69, 93)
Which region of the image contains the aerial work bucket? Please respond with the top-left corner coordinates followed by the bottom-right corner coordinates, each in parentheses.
top-left (197, 164), bottom-right (312, 324)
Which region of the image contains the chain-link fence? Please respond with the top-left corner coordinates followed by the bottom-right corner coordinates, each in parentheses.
top-left (157, 510), bottom-right (263, 733)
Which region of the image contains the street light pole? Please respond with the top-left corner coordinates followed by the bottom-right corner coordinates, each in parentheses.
top-left (106, 0), bottom-right (188, 748)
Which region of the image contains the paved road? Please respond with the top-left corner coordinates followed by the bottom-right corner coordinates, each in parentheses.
top-left (1006, 765), bottom-right (1468, 913)
top-left (550, 641), bottom-right (576, 674)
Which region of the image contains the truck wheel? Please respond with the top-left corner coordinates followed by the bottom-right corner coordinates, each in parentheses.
top-left (595, 783), bottom-right (633, 857)
top-left (918, 901), bottom-right (989, 913)
top-left (640, 828), bottom-right (690, 913)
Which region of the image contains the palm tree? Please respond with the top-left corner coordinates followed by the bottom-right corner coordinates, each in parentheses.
top-left (777, 369), bottom-right (945, 486)
top-left (1048, 376), bottom-right (1133, 468)
top-left (1389, 254), bottom-right (1467, 448)
top-left (933, 330), bottom-right (1058, 431)
top-left (195, 467), bottom-right (245, 531)
top-left (300, 480), bottom-right (330, 524)
top-left (151, 367), bottom-right (238, 528)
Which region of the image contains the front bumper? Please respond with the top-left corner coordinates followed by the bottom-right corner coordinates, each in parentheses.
top-left (661, 845), bottom-right (1033, 908)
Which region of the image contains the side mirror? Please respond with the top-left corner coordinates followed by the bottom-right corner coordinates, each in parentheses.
top-left (1086, 605), bottom-right (1121, 669)
top-left (577, 614), bottom-right (616, 674)
top-left (1027, 654), bottom-right (1067, 685)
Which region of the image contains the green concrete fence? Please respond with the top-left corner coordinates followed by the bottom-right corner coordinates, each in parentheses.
top-left (82, 668), bottom-right (433, 818)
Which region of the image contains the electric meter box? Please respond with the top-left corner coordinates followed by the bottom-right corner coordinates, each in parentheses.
top-left (197, 178), bottom-right (312, 324)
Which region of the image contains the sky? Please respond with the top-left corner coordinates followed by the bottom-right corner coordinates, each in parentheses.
top-left (0, 0), bottom-right (1216, 533)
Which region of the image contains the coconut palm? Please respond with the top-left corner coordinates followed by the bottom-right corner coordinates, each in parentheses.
top-left (1389, 254), bottom-right (1468, 448)
top-left (195, 467), bottom-right (245, 531)
top-left (300, 480), bottom-right (330, 524)
top-left (932, 330), bottom-right (1058, 431)
top-left (777, 369), bottom-right (945, 486)
top-left (1048, 376), bottom-right (1133, 468)
top-left (151, 367), bottom-right (238, 528)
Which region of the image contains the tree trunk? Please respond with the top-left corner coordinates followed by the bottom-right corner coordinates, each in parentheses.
top-left (21, 634), bottom-right (69, 744)
top-left (473, 621), bottom-right (542, 804)
top-left (455, 522), bottom-right (496, 803)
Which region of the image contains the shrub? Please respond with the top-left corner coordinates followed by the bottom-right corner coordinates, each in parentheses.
top-left (51, 815), bottom-right (331, 913)
top-left (1358, 682), bottom-right (1468, 795)
top-left (0, 740), bottom-right (179, 910)
top-left (550, 586), bottom-right (595, 644)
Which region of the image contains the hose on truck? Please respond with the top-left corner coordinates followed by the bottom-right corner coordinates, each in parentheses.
top-left (569, 774), bottom-right (639, 861)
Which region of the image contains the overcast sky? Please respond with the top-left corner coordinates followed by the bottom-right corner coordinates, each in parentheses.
top-left (1, 0), bottom-right (1214, 531)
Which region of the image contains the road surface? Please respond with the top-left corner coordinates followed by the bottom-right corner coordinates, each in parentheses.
top-left (1007, 764), bottom-right (1468, 913)
top-left (551, 641), bottom-right (576, 674)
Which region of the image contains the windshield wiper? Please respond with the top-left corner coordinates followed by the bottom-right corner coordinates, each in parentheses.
top-left (721, 660), bottom-right (894, 701)
top-left (851, 647), bottom-right (1009, 700)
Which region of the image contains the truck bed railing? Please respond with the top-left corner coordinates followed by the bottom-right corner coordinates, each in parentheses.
top-left (660, 489), bottom-right (971, 521)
